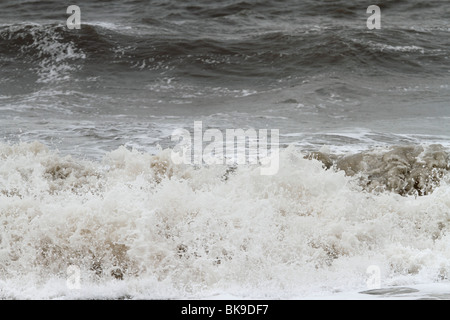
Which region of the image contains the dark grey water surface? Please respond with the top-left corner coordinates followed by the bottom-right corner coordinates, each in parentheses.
top-left (0, 0), bottom-right (449, 158)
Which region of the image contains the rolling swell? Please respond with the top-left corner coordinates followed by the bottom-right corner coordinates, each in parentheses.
top-left (1, 22), bottom-right (448, 88)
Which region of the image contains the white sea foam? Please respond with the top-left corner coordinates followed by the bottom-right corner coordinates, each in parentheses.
top-left (3, 24), bottom-right (86, 84)
top-left (0, 142), bottom-right (449, 299)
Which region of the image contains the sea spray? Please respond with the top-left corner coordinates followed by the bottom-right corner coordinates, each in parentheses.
top-left (0, 142), bottom-right (449, 299)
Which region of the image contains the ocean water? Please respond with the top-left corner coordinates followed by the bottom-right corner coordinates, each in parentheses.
top-left (0, 0), bottom-right (449, 299)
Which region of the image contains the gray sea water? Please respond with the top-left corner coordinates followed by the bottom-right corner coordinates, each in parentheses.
top-left (0, 1), bottom-right (449, 300)
top-left (1, 0), bottom-right (449, 158)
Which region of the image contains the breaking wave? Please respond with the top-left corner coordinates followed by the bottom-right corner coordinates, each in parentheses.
top-left (0, 142), bottom-right (449, 299)
top-left (1, 21), bottom-right (448, 90)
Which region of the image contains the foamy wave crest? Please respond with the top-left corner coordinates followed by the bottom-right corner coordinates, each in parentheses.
top-left (0, 24), bottom-right (86, 83)
top-left (0, 142), bottom-right (449, 299)
top-left (308, 144), bottom-right (450, 196)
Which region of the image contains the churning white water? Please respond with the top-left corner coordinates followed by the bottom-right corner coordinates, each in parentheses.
top-left (0, 142), bottom-right (449, 299)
